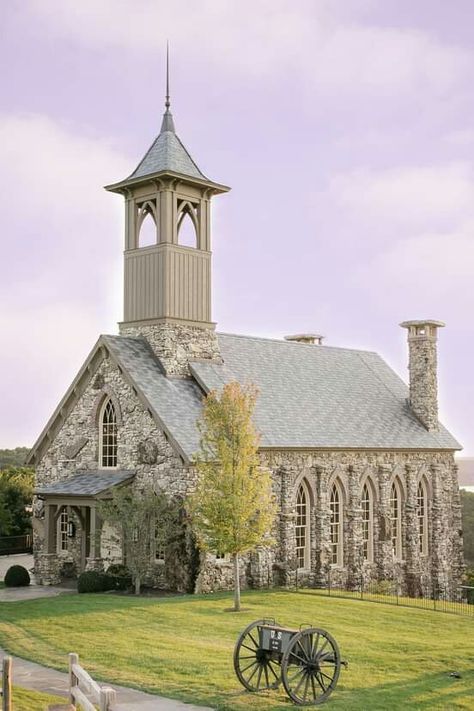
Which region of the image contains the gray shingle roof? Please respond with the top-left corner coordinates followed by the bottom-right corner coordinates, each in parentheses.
top-left (129, 124), bottom-right (207, 181)
top-left (104, 332), bottom-right (460, 458)
top-left (36, 470), bottom-right (135, 496)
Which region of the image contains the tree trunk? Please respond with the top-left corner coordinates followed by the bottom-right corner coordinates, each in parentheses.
top-left (233, 553), bottom-right (241, 611)
top-left (134, 575), bottom-right (141, 595)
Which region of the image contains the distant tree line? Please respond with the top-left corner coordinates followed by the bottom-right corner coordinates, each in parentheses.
top-left (0, 449), bottom-right (34, 541)
top-left (461, 490), bottom-right (474, 571)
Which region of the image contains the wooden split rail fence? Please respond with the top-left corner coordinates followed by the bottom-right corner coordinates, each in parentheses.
top-left (67, 653), bottom-right (116, 711)
top-left (1, 654), bottom-right (116, 711)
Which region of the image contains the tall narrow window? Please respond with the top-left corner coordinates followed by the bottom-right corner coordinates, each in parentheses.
top-left (57, 509), bottom-right (69, 553)
top-left (330, 482), bottom-right (343, 566)
top-left (416, 480), bottom-right (428, 555)
top-left (390, 480), bottom-right (402, 560)
top-left (100, 397), bottom-right (117, 468)
top-left (295, 482), bottom-right (310, 569)
top-left (361, 483), bottom-right (374, 563)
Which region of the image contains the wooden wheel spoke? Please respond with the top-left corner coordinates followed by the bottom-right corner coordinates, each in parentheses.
top-left (320, 670), bottom-right (335, 683)
top-left (239, 654), bottom-right (256, 660)
top-left (311, 632), bottom-right (320, 658)
top-left (248, 632), bottom-right (259, 648)
top-left (241, 643), bottom-right (258, 653)
top-left (303, 674), bottom-right (310, 701)
top-left (264, 663), bottom-right (270, 688)
top-left (246, 663), bottom-right (260, 684)
top-left (293, 670), bottom-right (307, 696)
top-left (288, 652), bottom-right (308, 666)
top-left (267, 661), bottom-right (280, 681)
top-left (316, 672), bottom-right (327, 692)
top-left (287, 666), bottom-right (305, 687)
top-left (241, 660), bottom-right (258, 675)
top-left (256, 664), bottom-right (263, 689)
top-left (311, 674), bottom-right (318, 700)
top-left (297, 638), bottom-right (310, 660)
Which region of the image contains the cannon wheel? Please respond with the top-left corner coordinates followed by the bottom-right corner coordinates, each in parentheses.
top-left (233, 619), bottom-right (281, 692)
top-left (281, 627), bottom-right (341, 705)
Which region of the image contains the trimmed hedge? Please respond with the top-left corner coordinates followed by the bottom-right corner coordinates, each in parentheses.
top-left (106, 564), bottom-right (132, 590)
top-left (77, 571), bottom-right (114, 594)
top-left (4, 565), bottom-right (30, 587)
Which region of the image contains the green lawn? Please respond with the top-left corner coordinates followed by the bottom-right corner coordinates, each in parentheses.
top-left (12, 686), bottom-right (66, 710)
top-left (0, 590), bottom-right (473, 710)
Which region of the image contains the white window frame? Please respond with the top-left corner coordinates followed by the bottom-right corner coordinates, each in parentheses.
top-left (99, 397), bottom-right (118, 469)
top-left (361, 482), bottom-right (374, 563)
top-left (416, 480), bottom-right (429, 556)
top-left (330, 481), bottom-right (343, 567)
top-left (390, 480), bottom-right (403, 560)
top-left (295, 481), bottom-right (311, 570)
top-left (56, 509), bottom-right (69, 553)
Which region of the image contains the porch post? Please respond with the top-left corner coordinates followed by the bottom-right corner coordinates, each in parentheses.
top-left (85, 504), bottom-right (104, 572)
top-left (37, 503), bottom-right (61, 585)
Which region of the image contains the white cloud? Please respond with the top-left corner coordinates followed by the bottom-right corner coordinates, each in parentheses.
top-left (27, 0), bottom-right (472, 96)
top-left (0, 113), bottom-right (130, 446)
top-left (326, 163), bottom-right (474, 228)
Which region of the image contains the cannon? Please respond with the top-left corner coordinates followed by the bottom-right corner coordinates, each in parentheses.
top-left (234, 619), bottom-right (347, 706)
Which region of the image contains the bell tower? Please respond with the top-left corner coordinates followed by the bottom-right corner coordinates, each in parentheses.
top-left (105, 55), bottom-right (229, 374)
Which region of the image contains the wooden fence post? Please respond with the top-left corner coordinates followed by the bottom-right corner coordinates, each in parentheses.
top-left (68, 652), bottom-right (79, 704)
top-left (2, 657), bottom-right (12, 711)
top-left (99, 686), bottom-right (116, 711)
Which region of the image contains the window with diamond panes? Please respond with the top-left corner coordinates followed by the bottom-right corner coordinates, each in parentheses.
top-left (295, 482), bottom-right (310, 570)
top-left (100, 398), bottom-right (117, 468)
top-left (361, 483), bottom-right (373, 562)
top-left (390, 481), bottom-right (402, 559)
top-left (330, 483), bottom-right (343, 566)
top-left (416, 481), bottom-right (428, 555)
top-left (57, 510), bottom-right (69, 553)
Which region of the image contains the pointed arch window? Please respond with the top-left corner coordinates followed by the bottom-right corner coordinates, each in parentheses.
top-left (295, 481), bottom-right (310, 570)
top-left (416, 480), bottom-right (428, 555)
top-left (330, 482), bottom-right (343, 566)
top-left (177, 202), bottom-right (198, 248)
top-left (361, 482), bottom-right (374, 563)
top-left (390, 480), bottom-right (402, 560)
top-left (99, 397), bottom-right (117, 468)
top-left (137, 200), bottom-right (158, 247)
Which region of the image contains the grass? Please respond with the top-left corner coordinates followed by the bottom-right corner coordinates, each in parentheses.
top-left (11, 686), bottom-right (66, 710)
top-left (0, 589), bottom-right (473, 710)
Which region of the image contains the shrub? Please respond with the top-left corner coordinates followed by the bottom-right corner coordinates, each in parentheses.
top-left (106, 563), bottom-right (132, 590)
top-left (4, 565), bottom-right (30, 587)
top-left (77, 570), bottom-right (114, 593)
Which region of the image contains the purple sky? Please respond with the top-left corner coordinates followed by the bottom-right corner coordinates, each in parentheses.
top-left (1, 1), bottom-right (473, 454)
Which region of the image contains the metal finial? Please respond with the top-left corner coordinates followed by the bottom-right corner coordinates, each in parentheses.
top-left (165, 41), bottom-right (170, 110)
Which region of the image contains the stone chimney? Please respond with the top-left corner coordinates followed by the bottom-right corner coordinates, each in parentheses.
top-left (400, 320), bottom-right (445, 431)
top-left (284, 333), bottom-right (325, 345)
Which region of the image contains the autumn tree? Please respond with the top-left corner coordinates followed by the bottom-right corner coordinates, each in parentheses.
top-left (190, 381), bottom-right (276, 611)
top-left (99, 484), bottom-right (176, 595)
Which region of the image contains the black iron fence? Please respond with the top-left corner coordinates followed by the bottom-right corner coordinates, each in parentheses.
top-left (0, 534), bottom-right (33, 556)
top-left (311, 571), bottom-right (474, 617)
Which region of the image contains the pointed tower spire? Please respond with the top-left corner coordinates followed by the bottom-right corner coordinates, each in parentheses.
top-left (161, 42), bottom-right (175, 133)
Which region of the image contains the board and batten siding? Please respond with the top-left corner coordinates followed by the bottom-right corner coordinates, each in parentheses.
top-left (124, 244), bottom-right (211, 323)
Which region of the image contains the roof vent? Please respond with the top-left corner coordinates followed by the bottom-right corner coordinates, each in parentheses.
top-left (284, 333), bottom-right (324, 345)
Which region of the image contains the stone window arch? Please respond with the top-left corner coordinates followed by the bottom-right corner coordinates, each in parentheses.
top-left (390, 477), bottom-right (403, 560)
top-left (361, 480), bottom-right (375, 563)
top-left (99, 397), bottom-right (118, 468)
top-left (330, 480), bottom-right (344, 566)
top-left (295, 479), bottom-right (311, 570)
top-left (416, 478), bottom-right (429, 556)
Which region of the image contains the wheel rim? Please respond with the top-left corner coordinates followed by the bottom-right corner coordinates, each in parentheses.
top-left (233, 619), bottom-right (281, 691)
top-left (281, 627), bottom-right (341, 705)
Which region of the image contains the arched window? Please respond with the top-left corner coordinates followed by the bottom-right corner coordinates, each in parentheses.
top-left (416, 480), bottom-right (428, 555)
top-left (295, 481), bottom-right (310, 570)
top-left (138, 210), bottom-right (157, 247)
top-left (177, 203), bottom-right (198, 248)
top-left (99, 397), bottom-right (117, 468)
top-left (390, 480), bottom-right (402, 560)
top-left (57, 508), bottom-right (69, 553)
top-left (361, 482), bottom-right (374, 563)
top-left (330, 482), bottom-right (343, 566)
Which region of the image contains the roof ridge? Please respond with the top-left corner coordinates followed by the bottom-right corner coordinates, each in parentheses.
top-left (216, 331), bottom-right (377, 355)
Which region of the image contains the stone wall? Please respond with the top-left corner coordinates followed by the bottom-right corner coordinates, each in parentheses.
top-left (119, 322), bottom-right (221, 376)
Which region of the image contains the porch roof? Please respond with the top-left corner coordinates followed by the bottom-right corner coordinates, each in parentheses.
top-left (36, 470), bottom-right (135, 497)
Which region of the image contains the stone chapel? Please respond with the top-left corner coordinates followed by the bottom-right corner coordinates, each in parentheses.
top-left (28, 77), bottom-right (465, 596)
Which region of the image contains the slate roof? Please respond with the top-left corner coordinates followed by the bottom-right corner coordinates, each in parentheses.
top-left (128, 109), bottom-right (207, 182)
top-left (36, 470), bottom-right (135, 496)
top-left (105, 332), bottom-right (460, 458)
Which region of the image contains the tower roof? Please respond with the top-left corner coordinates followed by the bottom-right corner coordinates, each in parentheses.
top-left (128, 116), bottom-right (208, 181)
